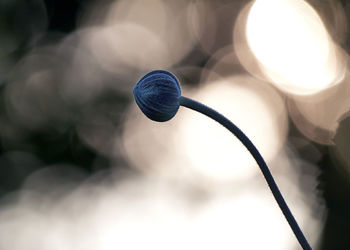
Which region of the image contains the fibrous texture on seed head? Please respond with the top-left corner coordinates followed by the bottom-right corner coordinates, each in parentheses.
top-left (133, 70), bottom-right (181, 122)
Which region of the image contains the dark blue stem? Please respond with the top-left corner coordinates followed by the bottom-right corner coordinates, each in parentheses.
top-left (179, 96), bottom-right (312, 250)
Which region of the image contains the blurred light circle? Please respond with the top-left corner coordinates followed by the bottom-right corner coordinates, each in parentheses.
top-left (57, 29), bottom-right (113, 105)
top-left (5, 48), bottom-right (71, 130)
top-left (187, 1), bottom-right (247, 55)
top-left (177, 75), bottom-right (288, 181)
top-left (201, 45), bottom-right (246, 83)
top-left (186, 0), bottom-right (218, 55)
top-left (101, 0), bottom-right (197, 70)
top-left (105, 0), bottom-right (169, 35)
top-left (235, 0), bottom-right (346, 95)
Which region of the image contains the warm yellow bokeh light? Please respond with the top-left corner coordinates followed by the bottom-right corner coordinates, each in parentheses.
top-left (178, 76), bottom-right (288, 181)
top-left (245, 0), bottom-right (344, 95)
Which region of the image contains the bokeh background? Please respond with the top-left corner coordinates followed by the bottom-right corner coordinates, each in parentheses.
top-left (0, 0), bottom-right (349, 249)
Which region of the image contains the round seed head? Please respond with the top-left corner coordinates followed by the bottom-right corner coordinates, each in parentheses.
top-left (133, 70), bottom-right (181, 122)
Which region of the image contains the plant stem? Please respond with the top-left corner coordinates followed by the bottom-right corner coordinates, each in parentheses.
top-left (179, 96), bottom-right (312, 250)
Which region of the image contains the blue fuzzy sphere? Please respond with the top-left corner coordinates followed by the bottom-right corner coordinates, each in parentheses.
top-left (133, 70), bottom-right (181, 122)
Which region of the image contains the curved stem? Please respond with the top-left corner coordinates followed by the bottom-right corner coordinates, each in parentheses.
top-left (179, 96), bottom-right (312, 250)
